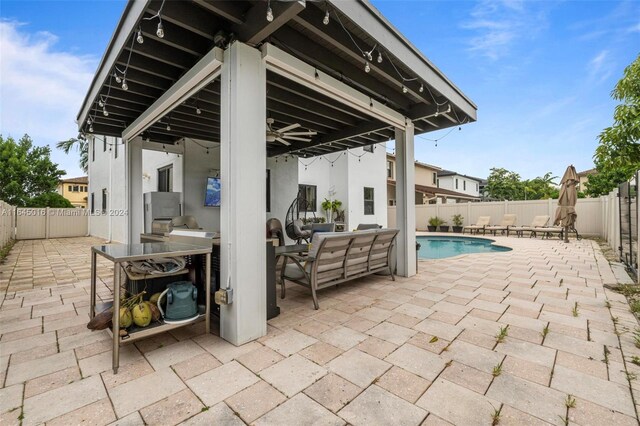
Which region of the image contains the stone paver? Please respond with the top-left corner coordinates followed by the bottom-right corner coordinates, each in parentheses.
top-left (1, 236), bottom-right (639, 425)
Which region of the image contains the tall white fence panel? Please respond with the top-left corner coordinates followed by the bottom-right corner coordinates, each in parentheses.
top-left (389, 197), bottom-right (610, 236)
top-left (15, 208), bottom-right (89, 240)
top-left (0, 201), bottom-right (16, 246)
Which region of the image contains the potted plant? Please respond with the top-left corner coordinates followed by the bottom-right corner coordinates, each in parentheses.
top-left (427, 217), bottom-right (443, 232)
top-left (321, 198), bottom-right (333, 222)
top-left (452, 214), bottom-right (464, 233)
top-left (439, 220), bottom-right (450, 233)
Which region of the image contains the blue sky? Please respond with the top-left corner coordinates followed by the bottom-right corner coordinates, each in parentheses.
top-left (1, 1), bottom-right (638, 180)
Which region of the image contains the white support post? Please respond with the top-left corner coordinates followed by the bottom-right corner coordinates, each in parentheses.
top-left (395, 122), bottom-right (416, 277)
top-left (127, 138), bottom-right (143, 244)
top-left (220, 42), bottom-right (267, 345)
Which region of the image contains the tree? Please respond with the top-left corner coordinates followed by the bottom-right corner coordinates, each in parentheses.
top-left (0, 134), bottom-right (66, 206)
top-left (485, 168), bottom-right (524, 200)
top-left (57, 137), bottom-right (88, 174)
top-left (594, 54), bottom-right (640, 180)
top-left (584, 163), bottom-right (631, 197)
top-left (25, 192), bottom-right (73, 208)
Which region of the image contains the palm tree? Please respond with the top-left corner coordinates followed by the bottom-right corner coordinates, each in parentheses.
top-left (57, 138), bottom-right (88, 174)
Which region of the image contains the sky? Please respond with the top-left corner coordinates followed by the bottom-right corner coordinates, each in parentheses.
top-left (0, 0), bottom-right (639, 181)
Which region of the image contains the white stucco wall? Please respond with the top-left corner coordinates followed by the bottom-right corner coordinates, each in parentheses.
top-left (298, 144), bottom-right (387, 230)
top-left (267, 157), bottom-right (299, 244)
top-left (182, 141), bottom-right (221, 232)
top-left (87, 135), bottom-right (127, 242)
top-left (438, 175), bottom-right (481, 197)
top-left (142, 150), bottom-right (183, 194)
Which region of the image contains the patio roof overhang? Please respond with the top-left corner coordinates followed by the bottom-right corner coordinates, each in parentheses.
top-left (77, 0), bottom-right (477, 158)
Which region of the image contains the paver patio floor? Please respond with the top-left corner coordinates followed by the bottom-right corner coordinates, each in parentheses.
top-left (1, 236), bottom-right (640, 425)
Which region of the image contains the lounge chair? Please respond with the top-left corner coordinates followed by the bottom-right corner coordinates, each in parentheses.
top-left (463, 216), bottom-right (491, 235)
top-left (532, 226), bottom-right (564, 239)
top-left (510, 215), bottom-right (550, 237)
top-left (485, 214), bottom-right (517, 236)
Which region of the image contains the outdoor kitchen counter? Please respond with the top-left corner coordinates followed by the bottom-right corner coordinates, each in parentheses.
top-left (90, 242), bottom-right (212, 374)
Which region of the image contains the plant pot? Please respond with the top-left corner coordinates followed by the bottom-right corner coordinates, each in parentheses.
top-left (439, 225), bottom-right (450, 232)
top-left (427, 226), bottom-right (437, 232)
top-left (452, 226), bottom-right (463, 233)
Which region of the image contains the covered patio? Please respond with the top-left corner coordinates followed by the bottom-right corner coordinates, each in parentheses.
top-left (77, 0), bottom-right (477, 345)
top-left (1, 236), bottom-right (639, 424)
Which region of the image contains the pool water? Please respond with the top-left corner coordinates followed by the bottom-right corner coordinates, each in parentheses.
top-left (417, 236), bottom-right (511, 259)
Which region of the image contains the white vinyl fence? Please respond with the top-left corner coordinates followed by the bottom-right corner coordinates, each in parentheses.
top-left (0, 201), bottom-right (17, 247)
top-left (14, 208), bottom-right (89, 240)
top-left (388, 195), bottom-right (614, 238)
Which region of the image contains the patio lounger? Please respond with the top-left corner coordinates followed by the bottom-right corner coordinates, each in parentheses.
top-left (531, 226), bottom-right (564, 239)
top-left (510, 215), bottom-right (550, 237)
top-left (280, 228), bottom-right (398, 309)
top-left (485, 214), bottom-right (517, 236)
top-left (463, 216), bottom-right (491, 235)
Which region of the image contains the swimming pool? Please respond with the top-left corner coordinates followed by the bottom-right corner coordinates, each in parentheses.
top-left (417, 236), bottom-right (511, 259)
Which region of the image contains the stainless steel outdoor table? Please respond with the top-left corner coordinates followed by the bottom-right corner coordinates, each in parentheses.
top-left (90, 242), bottom-right (212, 374)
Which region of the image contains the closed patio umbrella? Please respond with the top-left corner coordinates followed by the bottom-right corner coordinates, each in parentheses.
top-left (554, 165), bottom-right (578, 243)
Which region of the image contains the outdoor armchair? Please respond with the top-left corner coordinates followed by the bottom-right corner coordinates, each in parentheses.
top-left (485, 214), bottom-right (518, 236)
top-left (463, 216), bottom-right (491, 235)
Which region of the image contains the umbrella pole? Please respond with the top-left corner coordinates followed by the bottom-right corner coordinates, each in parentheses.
top-left (564, 225), bottom-right (569, 243)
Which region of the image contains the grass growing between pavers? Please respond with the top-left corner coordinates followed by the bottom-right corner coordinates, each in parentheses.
top-left (0, 239), bottom-right (15, 262)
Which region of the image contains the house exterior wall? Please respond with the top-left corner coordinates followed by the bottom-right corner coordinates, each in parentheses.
top-left (438, 175), bottom-right (481, 197)
top-left (87, 135), bottom-right (127, 242)
top-left (142, 150), bottom-right (183, 194)
top-left (299, 145), bottom-right (387, 230)
top-left (267, 157), bottom-right (299, 244)
top-left (57, 181), bottom-right (88, 208)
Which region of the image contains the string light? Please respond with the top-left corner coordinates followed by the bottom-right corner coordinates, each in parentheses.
top-left (121, 78), bottom-right (128, 91)
top-left (89, 124), bottom-right (94, 133)
top-left (402, 85), bottom-right (408, 94)
top-left (196, 106), bottom-right (201, 115)
top-left (377, 50), bottom-right (383, 63)
top-left (364, 61), bottom-right (370, 73)
top-left (266, 0), bottom-right (274, 22)
top-left (103, 107), bottom-right (109, 117)
top-left (166, 123), bottom-right (171, 131)
top-left (98, 99), bottom-right (104, 107)
top-left (419, 83), bottom-right (424, 93)
top-left (136, 27), bottom-right (144, 44)
top-left (114, 73), bottom-right (122, 84)
top-left (156, 20), bottom-right (164, 38)
top-left (323, 9), bottom-right (330, 25)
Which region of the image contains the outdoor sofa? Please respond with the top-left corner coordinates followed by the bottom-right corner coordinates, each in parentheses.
top-left (280, 228), bottom-right (398, 309)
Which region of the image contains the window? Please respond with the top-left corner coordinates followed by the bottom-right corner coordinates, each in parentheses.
top-left (298, 184), bottom-right (317, 212)
top-left (387, 161), bottom-right (394, 179)
top-left (73, 185), bottom-right (79, 192)
top-left (455, 178), bottom-right (459, 189)
top-left (388, 199), bottom-right (396, 206)
top-left (92, 139), bottom-right (95, 162)
top-left (364, 187), bottom-right (374, 215)
top-left (68, 185), bottom-right (72, 192)
top-left (90, 193), bottom-right (95, 213)
top-left (363, 145), bottom-right (374, 153)
top-left (463, 181), bottom-right (466, 191)
top-left (432, 173), bottom-right (437, 185)
top-left (437, 178), bottom-right (440, 188)
top-left (101, 189), bottom-right (107, 214)
top-left (266, 169), bottom-right (271, 212)
top-left (476, 183), bottom-right (479, 191)
top-left (158, 165), bottom-right (173, 192)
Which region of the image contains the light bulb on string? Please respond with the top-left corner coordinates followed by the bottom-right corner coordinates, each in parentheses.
top-left (419, 84), bottom-right (424, 93)
top-left (103, 107), bottom-right (109, 117)
top-left (364, 61), bottom-right (370, 73)
top-left (89, 124), bottom-right (94, 133)
top-left (402, 85), bottom-right (408, 94)
top-left (114, 74), bottom-right (122, 84)
top-left (323, 9), bottom-right (330, 25)
top-left (377, 51), bottom-right (383, 63)
top-left (121, 79), bottom-right (128, 91)
top-left (266, 1), bottom-right (274, 22)
top-left (366, 51), bottom-right (372, 62)
top-left (196, 107), bottom-right (201, 115)
top-left (156, 21), bottom-right (164, 38)
top-left (98, 99), bottom-right (104, 107)
top-left (166, 123), bottom-right (171, 131)
top-left (136, 28), bottom-right (144, 44)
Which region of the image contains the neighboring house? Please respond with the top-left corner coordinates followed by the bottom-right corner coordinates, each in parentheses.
top-left (57, 176), bottom-right (89, 208)
top-left (437, 170), bottom-right (483, 199)
top-left (577, 168), bottom-right (597, 193)
top-left (386, 153), bottom-right (479, 204)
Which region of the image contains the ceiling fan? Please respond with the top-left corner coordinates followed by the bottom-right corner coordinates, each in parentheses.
top-left (266, 118), bottom-right (317, 146)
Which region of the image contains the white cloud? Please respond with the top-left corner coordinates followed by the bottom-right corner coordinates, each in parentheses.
top-left (0, 20), bottom-right (97, 175)
top-left (461, 0), bottom-right (546, 60)
top-left (588, 50), bottom-right (614, 83)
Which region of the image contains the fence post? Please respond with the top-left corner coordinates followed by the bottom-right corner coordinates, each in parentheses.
top-left (45, 207), bottom-right (50, 239)
top-left (467, 202), bottom-right (471, 226)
